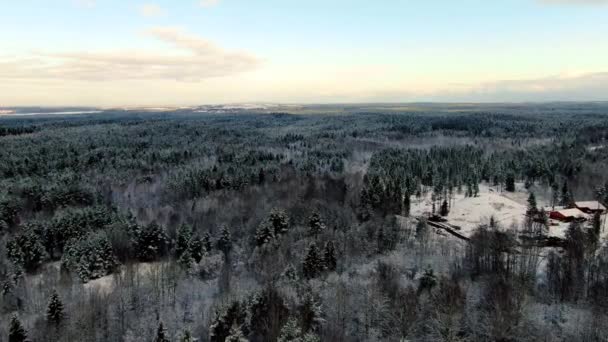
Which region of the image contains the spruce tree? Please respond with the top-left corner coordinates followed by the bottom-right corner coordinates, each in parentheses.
top-left (505, 173), bottom-right (515, 192)
top-left (269, 208), bottom-right (290, 236)
top-left (202, 232), bottom-right (212, 253)
top-left (180, 330), bottom-right (194, 342)
top-left (217, 226), bottom-right (233, 255)
top-left (308, 212), bottom-right (326, 237)
top-left (255, 223), bottom-right (275, 247)
top-left (9, 315), bottom-right (28, 342)
top-left (440, 199), bottom-right (449, 216)
top-left (46, 290), bottom-right (65, 326)
top-left (302, 243), bottom-right (322, 279)
top-left (175, 224), bottom-right (193, 259)
top-left (403, 193), bottom-right (411, 217)
top-left (190, 236), bottom-right (204, 263)
top-left (154, 321), bottom-right (170, 342)
top-left (225, 324), bottom-right (248, 342)
top-left (527, 192), bottom-right (538, 215)
top-left (561, 180), bottom-right (572, 207)
top-left (322, 241), bottom-right (337, 271)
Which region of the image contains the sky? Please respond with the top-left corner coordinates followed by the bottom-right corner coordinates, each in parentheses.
top-left (0, 0), bottom-right (607, 106)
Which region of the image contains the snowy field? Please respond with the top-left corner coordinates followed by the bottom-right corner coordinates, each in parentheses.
top-left (410, 183), bottom-right (528, 238)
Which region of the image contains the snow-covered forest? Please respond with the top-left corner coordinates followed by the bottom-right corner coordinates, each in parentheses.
top-left (2, 103), bottom-right (608, 341)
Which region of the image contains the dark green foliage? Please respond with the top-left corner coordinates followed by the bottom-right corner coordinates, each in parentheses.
top-left (154, 321), bottom-right (170, 342)
top-left (561, 180), bottom-right (572, 207)
top-left (302, 243), bottom-right (323, 279)
top-left (46, 290), bottom-right (65, 326)
top-left (9, 315), bottom-right (28, 342)
top-left (47, 206), bottom-right (116, 257)
top-left (418, 268), bottom-right (437, 294)
top-left (0, 196), bottom-right (22, 227)
top-left (323, 241), bottom-right (337, 271)
top-left (131, 223), bottom-right (169, 262)
top-left (440, 199), bottom-right (449, 216)
top-left (526, 192), bottom-right (537, 215)
top-left (248, 287), bottom-right (290, 341)
top-left (6, 224), bottom-right (48, 272)
top-left (217, 226), bottom-right (233, 255)
top-left (255, 223), bottom-right (274, 247)
top-left (202, 232), bottom-right (213, 253)
top-left (175, 224), bottom-right (204, 268)
top-left (209, 300), bottom-right (248, 342)
top-left (62, 232), bottom-right (120, 282)
top-left (505, 173), bottom-right (516, 192)
top-left (308, 211), bottom-right (325, 237)
top-left (268, 208), bottom-right (290, 236)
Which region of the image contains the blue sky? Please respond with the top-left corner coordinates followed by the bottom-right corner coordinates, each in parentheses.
top-left (1, 0), bottom-right (607, 106)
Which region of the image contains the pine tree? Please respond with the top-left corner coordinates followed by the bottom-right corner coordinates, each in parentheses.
top-left (190, 236), bottom-right (204, 263)
top-left (154, 321), bottom-right (170, 342)
top-left (9, 315), bottom-right (28, 342)
top-left (255, 223), bottom-right (275, 247)
top-left (505, 173), bottom-right (515, 192)
top-left (268, 208), bottom-right (290, 236)
top-left (217, 226), bottom-right (233, 255)
top-left (302, 243), bottom-right (323, 279)
top-left (202, 232), bottom-right (212, 253)
top-left (46, 290), bottom-right (65, 326)
top-left (179, 330), bottom-right (194, 342)
top-left (561, 180), bottom-right (572, 207)
top-left (418, 268), bottom-right (437, 294)
top-left (440, 199), bottom-right (449, 216)
top-left (225, 324), bottom-right (248, 342)
top-left (527, 192), bottom-right (538, 215)
top-left (175, 224), bottom-right (193, 258)
top-left (132, 222), bottom-right (169, 262)
top-left (308, 211), bottom-right (326, 237)
top-left (403, 192), bottom-right (411, 217)
top-left (323, 241), bottom-right (337, 271)
top-left (278, 318), bottom-right (302, 342)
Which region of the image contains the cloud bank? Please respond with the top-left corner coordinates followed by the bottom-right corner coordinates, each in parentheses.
top-left (0, 27), bottom-right (260, 82)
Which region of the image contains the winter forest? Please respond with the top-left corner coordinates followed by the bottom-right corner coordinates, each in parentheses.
top-left (2, 103), bottom-right (608, 342)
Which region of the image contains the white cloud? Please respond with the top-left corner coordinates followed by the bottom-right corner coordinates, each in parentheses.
top-left (139, 4), bottom-right (165, 17)
top-left (200, 0), bottom-right (220, 8)
top-left (0, 27), bottom-right (260, 82)
top-left (433, 72), bottom-right (608, 102)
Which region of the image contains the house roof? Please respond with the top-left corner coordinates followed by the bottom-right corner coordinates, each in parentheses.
top-left (575, 201), bottom-right (606, 210)
top-left (553, 208), bottom-right (587, 218)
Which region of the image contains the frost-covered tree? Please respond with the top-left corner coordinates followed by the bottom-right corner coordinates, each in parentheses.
top-left (132, 222), bottom-right (169, 262)
top-left (9, 315), bottom-right (28, 342)
top-left (225, 324), bottom-right (248, 342)
top-left (302, 243), bottom-right (323, 279)
top-left (308, 211), bottom-right (325, 237)
top-left (278, 318), bottom-right (320, 342)
top-left (62, 232), bottom-right (119, 282)
top-left (526, 192), bottom-right (538, 215)
top-left (6, 225), bottom-right (48, 272)
top-left (217, 225), bottom-right (233, 255)
top-left (153, 321), bottom-right (170, 342)
top-left (46, 290), bottom-right (65, 326)
top-left (268, 208), bottom-right (290, 236)
top-left (323, 241), bottom-right (337, 271)
top-left (175, 224), bottom-right (204, 266)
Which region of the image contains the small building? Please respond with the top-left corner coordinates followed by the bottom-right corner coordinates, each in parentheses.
top-left (549, 208), bottom-right (588, 222)
top-left (575, 201), bottom-right (606, 214)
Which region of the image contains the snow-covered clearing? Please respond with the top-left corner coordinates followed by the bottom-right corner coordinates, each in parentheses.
top-left (410, 183), bottom-right (528, 238)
